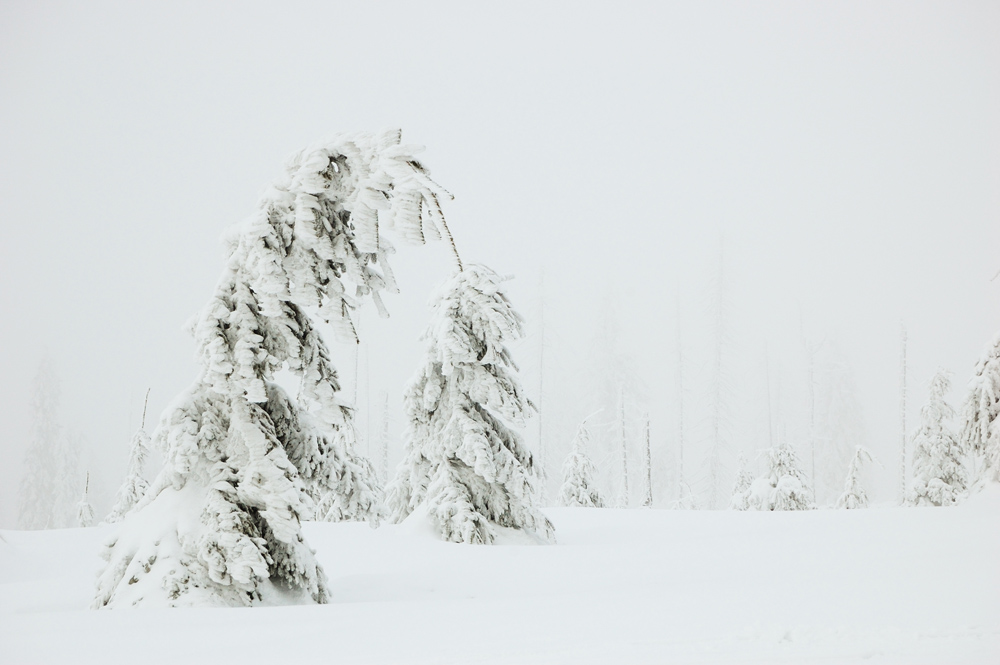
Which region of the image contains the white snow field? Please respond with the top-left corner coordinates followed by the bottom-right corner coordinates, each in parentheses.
top-left (2, 490), bottom-right (998, 665)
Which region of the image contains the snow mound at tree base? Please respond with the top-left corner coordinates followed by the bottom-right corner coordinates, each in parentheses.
top-left (396, 503), bottom-right (550, 546)
top-left (3, 492), bottom-right (999, 663)
top-left (93, 483), bottom-right (320, 608)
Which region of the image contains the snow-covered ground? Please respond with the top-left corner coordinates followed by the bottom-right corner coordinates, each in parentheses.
top-left (2, 490), bottom-right (998, 664)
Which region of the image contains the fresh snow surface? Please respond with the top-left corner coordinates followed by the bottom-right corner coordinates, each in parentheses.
top-left (2, 489), bottom-right (999, 664)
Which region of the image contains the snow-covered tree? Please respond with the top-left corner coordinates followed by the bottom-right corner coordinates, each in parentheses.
top-left (960, 334), bottom-right (1000, 484)
top-left (899, 326), bottom-right (908, 503)
top-left (94, 131), bottom-right (459, 608)
top-left (379, 391), bottom-right (391, 484)
top-left (836, 446), bottom-right (877, 509)
top-left (642, 414), bottom-right (653, 507)
top-left (77, 472), bottom-right (95, 527)
top-left (105, 390), bottom-right (152, 524)
top-left (730, 453), bottom-right (754, 511)
top-left (701, 237), bottom-right (736, 510)
top-left (559, 419), bottom-right (605, 508)
top-left (747, 443), bottom-right (812, 511)
top-left (586, 300), bottom-right (646, 509)
top-left (386, 265), bottom-right (554, 544)
top-left (911, 369), bottom-right (967, 506)
top-left (813, 342), bottom-right (866, 504)
top-left (18, 360), bottom-right (80, 530)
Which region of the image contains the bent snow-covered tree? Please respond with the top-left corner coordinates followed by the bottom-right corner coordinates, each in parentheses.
top-left (836, 446), bottom-right (877, 509)
top-left (559, 419), bottom-right (605, 508)
top-left (94, 131), bottom-right (459, 608)
top-left (960, 334), bottom-right (1000, 484)
top-left (911, 369), bottom-right (967, 506)
top-left (105, 391), bottom-right (152, 524)
top-left (385, 265), bottom-right (554, 544)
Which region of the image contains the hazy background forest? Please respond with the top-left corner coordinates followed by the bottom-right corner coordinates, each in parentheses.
top-left (1, 1), bottom-right (998, 527)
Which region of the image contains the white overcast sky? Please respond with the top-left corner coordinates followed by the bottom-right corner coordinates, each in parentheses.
top-left (1, 1), bottom-right (998, 524)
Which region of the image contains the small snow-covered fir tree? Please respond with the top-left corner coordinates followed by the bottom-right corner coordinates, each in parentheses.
top-left (94, 131), bottom-right (459, 608)
top-left (559, 419), bottom-right (605, 508)
top-left (812, 343), bottom-right (868, 504)
top-left (836, 446), bottom-right (877, 509)
top-left (911, 369), bottom-right (967, 506)
top-left (960, 334), bottom-right (1000, 484)
top-left (77, 472), bottom-right (95, 527)
top-left (105, 390), bottom-right (152, 524)
top-left (730, 453), bottom-right (754, 511)
top-left (385, 265), bottom-right (554, 544)
top-left (748, 443), bottom-right (812, 511)
top-left (18, 360), bottom-right (80, 529)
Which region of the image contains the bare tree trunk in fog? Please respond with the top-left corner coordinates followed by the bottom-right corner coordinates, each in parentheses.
top-left (900, 324), bottom-right (908, 504)
top-left (619, 388), bottom-right (629, 508)
top-left (643, 413), bottom-right (652, 508)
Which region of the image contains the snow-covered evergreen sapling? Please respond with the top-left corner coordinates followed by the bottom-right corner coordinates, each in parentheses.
top-left (77, 472), bottom-right (95, 527)
top-left (911, 369), bottom-right (967, 506)
top-left (836, 446), bottom-right (877, 509)
top-left (747, 443), bottom-right (813, 511)
top-left (730, 453), bottom-right (754, 511)
top-left (960, 334), bottom-right (1000, 484)
top-left (559, 419), bottom-right (605, 508)
top-left (18, 360), bottom-right (81, 529)
top-left (385, 265), bottom-right (554, 544)
top-left (105, 390), bottom-right (152, 524)
top-left (94, 131), bottom-right (459, 608)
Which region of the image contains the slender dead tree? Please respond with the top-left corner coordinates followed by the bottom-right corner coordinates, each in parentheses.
top-left (900, 324), bottom-right (908, 504)
top-left (379, 391), bottom-right (390, 484)
top-left (537, 272), bottom-right (548, 505)
top-left (618, 389), bottom-right (629, 507)
top-left (643, 413), bottom-right (652, 507)
top-left (704, 236), bottom-right (734, 509)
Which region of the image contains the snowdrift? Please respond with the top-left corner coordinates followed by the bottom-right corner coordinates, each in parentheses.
top-left (2, 490), bottom-right (999, 664)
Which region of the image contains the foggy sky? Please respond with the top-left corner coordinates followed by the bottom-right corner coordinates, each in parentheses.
top-left (1, 1), bottom-right (998, 525)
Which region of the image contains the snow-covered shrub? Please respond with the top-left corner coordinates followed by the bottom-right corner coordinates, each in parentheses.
top-left (385, 266), bottom-right (554, 544)
top-left (559, 420), bottom-right (605, 508)
top-left (960, 334), bottom-right (1000, 484)
top-left (836, 446), bottom-right (877, 509)
top-left (911, 369), bottom-right (967, 506)
top-left (94, 131), bottom-right (458, 608)
top-left (747, 444), bottom-right (813, 511)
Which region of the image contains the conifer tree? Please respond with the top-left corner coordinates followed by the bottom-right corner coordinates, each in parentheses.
top-left (94, 131), bottom-right (458, 608)
top-left (836, 446), bottom-right (877, 509)
top-left (559, 419), bottom-right (605, 508)
top-left (18, 360), bottom-right (79, 529)
top-left (749, 443), bottom-right (812, 511)
top-left (960, 334), bottom-right (1000, 484)
top-left (730, 453), bottom-right (754, 511)
top-left (704, 237), bottom-right (735, 510)
top-left (105, 390), bottom-right (152, 524)
top-left (77, 472), bottom-right (95, 527)
top-left (911, 369), bottom-right (967, 505)
top-left (386, 265), bottom-right (554, 544)
top-left (379, 391), bottom-right (391, 484)
top-left (813, 342), bottom-right (866, 504)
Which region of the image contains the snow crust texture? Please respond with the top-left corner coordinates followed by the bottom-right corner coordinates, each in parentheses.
top-left (4, 491), bottom-right (1000, 664)
top-left (94, 131), bottom-right (454, 608)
